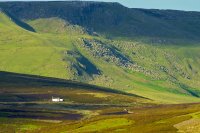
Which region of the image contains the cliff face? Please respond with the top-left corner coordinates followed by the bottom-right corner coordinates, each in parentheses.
top-left (1, 1), bottom-right (200, 43)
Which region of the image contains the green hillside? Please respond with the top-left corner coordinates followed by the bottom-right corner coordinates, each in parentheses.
top-left (0, 8), bottom-right (200, 104)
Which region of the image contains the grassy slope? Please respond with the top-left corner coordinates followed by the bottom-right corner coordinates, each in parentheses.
top-left (27, 18), bottom-right (86, 35)
top-left (0, 11), bottom-right (74, 79)
top-left (0, 12), bottom-right (200, 103)
top-left (75, 39), bottom-right (200, 103)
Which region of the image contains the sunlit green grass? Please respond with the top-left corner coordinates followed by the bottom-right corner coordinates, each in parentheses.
top-left (1, 11), bottom-right (200, 103)
top-left (69, 118), bottom-right (133, 133)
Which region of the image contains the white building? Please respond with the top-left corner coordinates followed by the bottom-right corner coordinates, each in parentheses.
top-left (52, 96), bottom-right (64, 102)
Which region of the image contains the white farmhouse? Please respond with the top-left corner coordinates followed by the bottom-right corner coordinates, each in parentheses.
top-left (52, 96), bottom-right (64, 102)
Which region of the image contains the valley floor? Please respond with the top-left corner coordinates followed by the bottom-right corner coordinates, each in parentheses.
top-left (1, 102), bottom-right (200, 133)
top-left (1, 72), bottom-right (200, 133)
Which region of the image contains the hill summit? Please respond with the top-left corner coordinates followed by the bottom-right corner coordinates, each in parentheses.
top-left (1, 1), bottom-right (200, 43)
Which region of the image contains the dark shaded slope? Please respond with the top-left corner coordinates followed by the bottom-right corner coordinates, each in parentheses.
top-left (0, 71), bottom-right (143, 98)
top-left (4, 10), bottom-right (35, 32)
top-left (64, 51), bottom-right (101, 77)
top-left (0, 7), bottom-right (35, 32)
top-left (1, 1), bottom-right (200, 43)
